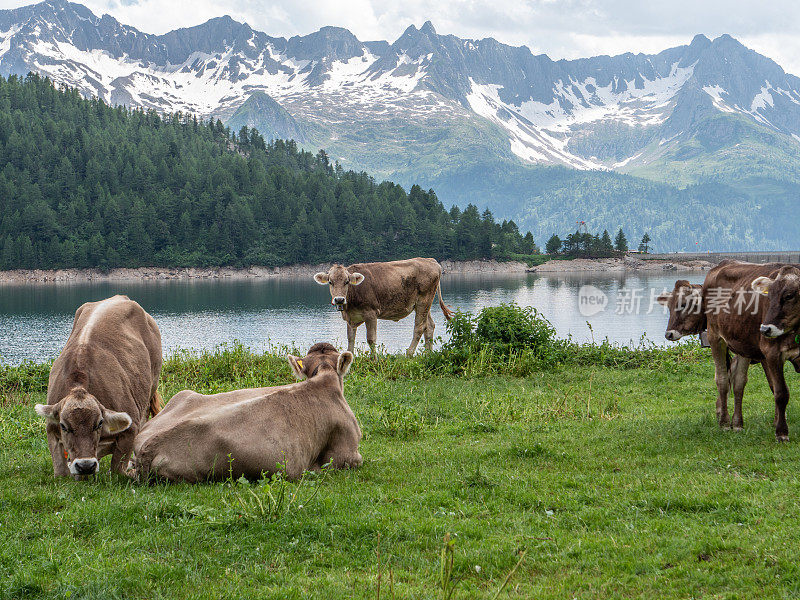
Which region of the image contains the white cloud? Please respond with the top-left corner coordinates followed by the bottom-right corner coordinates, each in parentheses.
top-left (0, 0), bottom-right (798, 74)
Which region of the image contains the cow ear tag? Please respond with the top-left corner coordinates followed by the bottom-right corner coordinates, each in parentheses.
top-left (63, 450), bottom-right (68, 460)
top-left (297, 359), bottom-right (303, 369)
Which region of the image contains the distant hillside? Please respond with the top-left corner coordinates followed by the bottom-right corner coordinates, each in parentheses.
top-left (1, 0), bottom-right (799, 250)
top-left (0, 74), bottom-right (535, 270)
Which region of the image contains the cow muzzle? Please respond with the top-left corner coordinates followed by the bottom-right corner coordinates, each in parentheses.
top-left (70, 458), bottom-right (99, 476)
top-left (760, 324), bottom-right (784, 338)
top-left (333, 297), bottom-right (346, 311)
top-left (665, 330), bottom-right (683, 342)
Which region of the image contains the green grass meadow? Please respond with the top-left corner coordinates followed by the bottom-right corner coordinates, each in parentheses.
top-left (3, 344), bottom-right (800, 598)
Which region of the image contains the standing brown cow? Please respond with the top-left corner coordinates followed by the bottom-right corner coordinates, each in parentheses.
top-left (314, 258), bottom-right (454, 356)
top-left (660, 262), bottom-right (800, 439)
top-left (35, 295), bottom-right (162, 477)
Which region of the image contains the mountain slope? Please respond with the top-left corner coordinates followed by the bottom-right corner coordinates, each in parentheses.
top-left (0, 74), bottom-right (536, 270)
top-left (226, 91), bottom-right (309, 143)
top-left (0, 0), bottom-right (798, 250)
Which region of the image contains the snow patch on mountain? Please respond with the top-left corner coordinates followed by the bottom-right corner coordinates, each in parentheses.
top-left (467, 62), bottom-right (695, 168)
top-left (466, 79), bottom-right (602, 168)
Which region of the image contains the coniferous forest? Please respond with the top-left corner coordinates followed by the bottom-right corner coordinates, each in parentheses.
top-left (0, 74), bottom-right (537, 270)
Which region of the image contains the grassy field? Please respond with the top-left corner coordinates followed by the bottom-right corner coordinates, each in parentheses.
top-left (3, 343), bottom-right (800, 599)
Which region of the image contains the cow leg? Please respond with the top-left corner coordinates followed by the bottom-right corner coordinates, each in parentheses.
top-left (710, 335), bottom-right (731, 428)
top-left (109, 429), bottom-right (136, 475)
top-left (763, 358), bottom-right (790, 441)
top-left (407, 304), bottom-right (430, 357)
top-left (46, 426), bottom-right (69, 477)
top-left (365, 318), bottom-right (378, 357)
top-left (346, 321), bottom-right (360, 354)
top-left (423, 314), bottom-right (436, 352)
top-left (730, 355), bottom-right (750, 431)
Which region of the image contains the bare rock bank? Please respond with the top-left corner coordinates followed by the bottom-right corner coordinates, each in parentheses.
top-left (0, 260), bottom-right (530, 283)
top-left (531, 256), bottom-right (715, 273)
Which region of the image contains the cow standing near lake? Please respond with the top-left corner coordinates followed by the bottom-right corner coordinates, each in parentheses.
top-left (314, 258), bottom-right (454, 356)
top-left (130, 343), bottom-right (362, 482)
top-left (659, 262), bottom-right (800, 439)
top-left (35, 295), bottom-right (162, 477)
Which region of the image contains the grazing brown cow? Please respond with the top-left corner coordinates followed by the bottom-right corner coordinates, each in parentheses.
top-left (131, 343), bottom-right (362, 482)
top-left (35, 295), bottom-right (162, 477)
top-left (313, 258), bottom-right (454, 356)
top-left (661, 262), bottom-right (800, 439)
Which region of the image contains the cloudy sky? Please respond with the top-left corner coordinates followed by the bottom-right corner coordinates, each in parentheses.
top-left (5, 0), bottom-right (800, 74)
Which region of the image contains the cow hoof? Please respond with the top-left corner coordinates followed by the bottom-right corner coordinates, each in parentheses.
top-left (732, 426), bottom-right (743, 432)
top-left (776, 435), bottom-right (790, 442)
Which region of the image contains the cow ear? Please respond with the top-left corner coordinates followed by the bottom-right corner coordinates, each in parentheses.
top-left (337, 352), bottom-right (354, 377)
top-left (313, 272), bottom-right (329, 285)
top-left (349, 272), bottom-right (364, 285)
top-left (656, 292), bottom-right (672, 306)
top-left (102, 409), bottom-right (132, 435)
top-left (287, 355), bottom-right (306, 380)
top-left (35, 403), bottom-right (59, 423)
top-left (751, 276), bottom-right (773, 295)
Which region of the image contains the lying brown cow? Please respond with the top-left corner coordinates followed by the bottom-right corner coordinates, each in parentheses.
top-left (131, 343), bottom-right (362, 482)
top-left (35, 295), bottom-right (162, 477)
top-left (660, 262), bottom-right (800, 439)
top-left (314, 258), bottom-right (454, 356)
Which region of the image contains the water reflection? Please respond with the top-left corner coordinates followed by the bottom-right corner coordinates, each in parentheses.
top-left (0, 271), bottom-right (705, 364)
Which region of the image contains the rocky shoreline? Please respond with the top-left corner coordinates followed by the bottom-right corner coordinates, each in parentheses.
top-left (0, 256), bottom-right (715, 283)
top-left (530, 256), bottom-right (715, 273)
top-left (0, 259), bottom-right (530, 283)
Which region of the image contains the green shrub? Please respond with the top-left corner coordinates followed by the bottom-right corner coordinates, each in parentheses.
top-left (442, 303), bottom-right (556, 360)
top-left (475, 304), bottom-right (556, 357)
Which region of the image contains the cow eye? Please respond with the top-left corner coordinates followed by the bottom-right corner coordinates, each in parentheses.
top-left (95, 420), bottom-right (104, 431)
top-left (60, 423), bottom-right (67, 432)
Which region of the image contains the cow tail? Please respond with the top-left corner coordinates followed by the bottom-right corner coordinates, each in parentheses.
top-left (150, 390), bottom-right (163, 417)
top-left (437, 279), bottom-right (455, 321)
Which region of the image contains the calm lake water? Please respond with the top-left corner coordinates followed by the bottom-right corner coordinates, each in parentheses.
top-left (0, 271), bottom-right (705, 365)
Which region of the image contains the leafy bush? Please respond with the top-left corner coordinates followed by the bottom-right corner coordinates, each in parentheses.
top-left (475, 304), bottom-right (556, 357)
top-left (443, 303), bottom-right (556, 359)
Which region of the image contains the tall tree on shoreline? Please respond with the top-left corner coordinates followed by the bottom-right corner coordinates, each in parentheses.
top-left (614, 228), bottom-right (629, 253)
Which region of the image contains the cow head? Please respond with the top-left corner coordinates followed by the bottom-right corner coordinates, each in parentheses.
top-left (752, 266), bottom-right (800, 338)
top-left (314, 265), bottom-right (364, 311)
top-left (35, 386), bottom-right (132, 477)
top-left (287, 342), bottom-right (353, 383)
top-left (657, 280), bottom-right (705, 341)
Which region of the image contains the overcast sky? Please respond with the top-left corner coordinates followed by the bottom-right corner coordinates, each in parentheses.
top-left (5, 0), bottom-right (800, 75)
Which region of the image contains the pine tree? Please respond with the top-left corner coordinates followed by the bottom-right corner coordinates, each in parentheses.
top-left (638, 233), bottom-right (651, 253)
top-left (614, 228), bottom-right (629, 252)
top-left (600, 229), bottom-right (613, 254)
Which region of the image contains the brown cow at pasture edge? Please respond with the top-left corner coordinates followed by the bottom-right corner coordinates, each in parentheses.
top-left (660, 261), bottom-right (800, 439)
top-left (314, 258), bottom-right (454, 356)
top-left (130, 343), bottom-right (362, 482)
top-left (35, 295), bottom-right (162, 478)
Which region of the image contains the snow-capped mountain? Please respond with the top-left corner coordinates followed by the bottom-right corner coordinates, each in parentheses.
top-left (2, 0), bottom-right (799, 174)
top-left (1, 0), bottom-right (800, 252)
